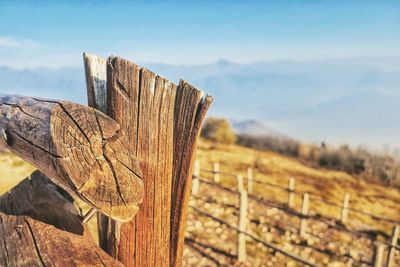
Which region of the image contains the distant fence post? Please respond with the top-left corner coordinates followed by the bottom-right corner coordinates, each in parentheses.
top-left (387, 225), bottom-right (399, 267)
top-left (247, 167), bottom-right (253, 194)
top-left (300, 193), bottom-right (309, 238)
top-left (192, 160), bottom-right (200, 195)
top-left (236, 174), bottom-right (244, 193)
top-left (340, 192), bottom-right (350, 223)
top-left (213, 162), bottom-right (220, 183)
top-left (288, 177), bottom-right (295, 208)
top-left (373, 242), bottom-right (385, 267)
top-left (238, 190), bottom-right (248, 262)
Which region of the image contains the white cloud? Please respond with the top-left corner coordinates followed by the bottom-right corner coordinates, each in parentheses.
top-left (0, 36), bottom-right (41, 49)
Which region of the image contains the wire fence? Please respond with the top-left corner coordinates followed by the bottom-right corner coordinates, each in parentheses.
top-left (191, 193), bottom-right (375, 263)
top-left (189, 160), bottom-right (400, 266)
top-left (200, 166), bottom-right (400, 224)
top-left (190, 205), bottom-right (322, 267)
top-left (197, 175), bottom-right (400, 251)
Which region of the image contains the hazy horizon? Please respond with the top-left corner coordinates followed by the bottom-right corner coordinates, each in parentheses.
top-left (1, 1), bottom-right (399, 151)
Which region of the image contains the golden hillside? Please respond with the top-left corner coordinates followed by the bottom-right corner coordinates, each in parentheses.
top-left (195, 139), bottom-right (400, 233)
top-left (183, 139), bottom-right (400, 266)
top-left (0, 140), bottom-right (399, 266)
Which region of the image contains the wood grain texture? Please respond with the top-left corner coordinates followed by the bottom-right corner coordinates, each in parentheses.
top-left (84, 53), bottom-right (212, 267)
top-left (170, 80), bottom-right (213, 266)
top-left (84, 53), bottom-right (107, 112)
top-left (0, 212), bottom-right (123, 267)
top-left (0, 170), bottom-right (86, 236)
top-left (84, 52), bottom-right (112, 250)
top-left (0, 170), bottom-right (123, 266)
top-left (106, 57), bottom-right (178, 266)
top-left (0, 95), bottom-right (143, 221)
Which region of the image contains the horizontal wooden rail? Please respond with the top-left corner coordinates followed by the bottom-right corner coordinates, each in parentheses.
top-left (0, 95), bottom-right (144, 222)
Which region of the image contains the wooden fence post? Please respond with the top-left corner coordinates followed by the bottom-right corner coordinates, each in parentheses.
top-left (247, 167), bottom-right (253, 194)
top-left (237, 174), bottom-right (244, 193)
top-left (340, 192), bottom-right (350, 223)
top-left (238, 190), bottom-right (248, 262)
top-left (84, 53), bottom-right (212, 267)
top-left (213, 162), bottom-right (220, 183)
top-left (288, 177), bottom-right (295, 208)
top-left (83, 54), bottom-right (110, 250)
top-left (300, 193), bottom-right (309, 238)
top-left (374, 242), bottom-right (385, 267)
top-left (192, 160), bottom-right (200, 195)
top-left (387, 225), bottom-right (399, 267)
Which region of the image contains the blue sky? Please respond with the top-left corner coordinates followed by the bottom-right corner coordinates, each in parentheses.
top-left (1, 1), bottom-right (400, 149)
top-left (0, 1), bottom-right (399, 68)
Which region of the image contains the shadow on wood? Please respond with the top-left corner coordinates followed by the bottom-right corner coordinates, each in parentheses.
top-left (0, 170), bottom-right (123, 266)
top-left (0, 170), bottom-right (85, 235)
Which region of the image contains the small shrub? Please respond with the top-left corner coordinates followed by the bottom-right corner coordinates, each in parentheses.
top-left (201, 117), bottom-right (236, 144)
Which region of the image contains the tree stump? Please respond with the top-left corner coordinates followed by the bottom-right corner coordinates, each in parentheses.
top-left (84, 53), bottom-right (212, 267)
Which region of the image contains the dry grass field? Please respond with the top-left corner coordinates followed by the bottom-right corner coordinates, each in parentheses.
top-left (195, 139), bottom-right (400, 234)
top-left (184, 140), bottom-right (400, 266)
top-left (0, 150), bottom-right (36, 195)
top-left (1, 139), bottom-right (399, 266)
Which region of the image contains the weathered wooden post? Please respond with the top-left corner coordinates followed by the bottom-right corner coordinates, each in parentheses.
top-left (0, 95), bottom-right (144, 222)
top-left (213, 162), bottom-right (220, 183)
top-left (340, 192), bottom-right (350, 223)
top-left (238, 190), bottom-right (248, 262)
top-left (84, 53), bottom-right (212, 267)
top-left (0, 171), bottom-right (123, 266)
top-left (192, 160), bottom-right (200, 195)
top-left (373, 242), bottom-right (385, 267)
top-left (247, 167), bottom-right (253, 194)
top-left (237, 174), bottom-right (244, 193)
top-left (288, 177), bottom-right (295, 208)
top-left (300, 193), bottom-right (309, 238)
top-left (387, 225), bottom-right (399, 267)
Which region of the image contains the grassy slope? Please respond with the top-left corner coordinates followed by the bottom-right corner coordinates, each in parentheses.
top-left (184, 140), bottom-right (400, 266)
top-left (195, 139), bottom-right (400, 234)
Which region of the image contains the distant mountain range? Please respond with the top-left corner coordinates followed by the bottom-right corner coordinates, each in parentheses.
top-left (232, 119), bottom-right (284, 138)
top-left (1, 56), bottom-right (400, 149)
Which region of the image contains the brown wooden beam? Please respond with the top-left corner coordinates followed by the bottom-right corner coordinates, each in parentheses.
top-left (0, 95), bottom-right (144, 222)
top-left (0, 170), bottom-right (123, 266)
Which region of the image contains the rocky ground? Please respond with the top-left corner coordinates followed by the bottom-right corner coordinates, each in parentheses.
top-left (182, 181), bottom-right (399, 266)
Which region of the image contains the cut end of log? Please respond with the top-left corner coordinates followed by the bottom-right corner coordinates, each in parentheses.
top-left (0, 95), bottom-right (144, 222)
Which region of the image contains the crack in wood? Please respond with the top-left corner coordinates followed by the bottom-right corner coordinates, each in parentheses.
top-left (102, 144), bottom-right (127, 206)
top-left (25, 219), bottom-right (46, 267)
top-left (0, 217), bottom-right (10, 266)
top-left (56, 102), bottom-right (92, 144)
top-left (86, 54), bottom-right (212, 267)
top-left (0, 95), bottom-right (144, 222)
top-left (10, 129), bottom-right (62, 158)
top-left (0, 102), bottom-right (45, 121)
